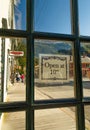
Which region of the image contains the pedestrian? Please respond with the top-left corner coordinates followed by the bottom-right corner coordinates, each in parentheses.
top-left (16, 72), bottom-right (20, 82)
top-left (20, 74), bottom-right (25, 83)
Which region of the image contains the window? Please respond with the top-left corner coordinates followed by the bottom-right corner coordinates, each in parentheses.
top-left (0, 0), bottom-right (90, 130)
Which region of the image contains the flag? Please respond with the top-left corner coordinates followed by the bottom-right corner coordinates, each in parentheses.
top-left (14, 0), bottom-right (21, 6)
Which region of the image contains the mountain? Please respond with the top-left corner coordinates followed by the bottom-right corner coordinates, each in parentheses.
top-left (34, 41), bottom-right (72, 57)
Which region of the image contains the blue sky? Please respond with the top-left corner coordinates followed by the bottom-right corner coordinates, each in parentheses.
top-left (15, 0), bottom-right (90, 36)
top-left (78, 0), bottom-right (90, 36)
top-left (34, 0), bottom-right (71, 34)
top-left (18, 0), bottom-right (26, 30)
top-left (14, 0), bottom-right (26, 30)
top-left (34, 0), bottom-right (90, 36)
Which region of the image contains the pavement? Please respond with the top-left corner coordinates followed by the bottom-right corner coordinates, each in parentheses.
top-left (0, 82), bottom-right (90, 130)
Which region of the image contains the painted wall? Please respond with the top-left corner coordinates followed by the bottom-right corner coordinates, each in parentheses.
top-left (0, 0), bottom-right (12, 101)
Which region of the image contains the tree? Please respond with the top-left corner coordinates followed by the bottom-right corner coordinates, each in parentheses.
top-left (14, 38), bottom-right (26, 74)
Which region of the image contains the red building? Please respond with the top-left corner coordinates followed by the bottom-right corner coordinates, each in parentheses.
top-left (69, 56), bottom-right (90, 78)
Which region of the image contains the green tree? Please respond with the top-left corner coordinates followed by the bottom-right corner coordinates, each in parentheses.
top-left (15, 39), bottom-right (26, 73)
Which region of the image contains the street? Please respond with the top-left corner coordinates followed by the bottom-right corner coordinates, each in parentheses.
top-left (0, 81), bottom-right (90, 130)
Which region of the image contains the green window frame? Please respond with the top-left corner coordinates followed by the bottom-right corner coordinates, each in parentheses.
top-left (0, 0), bottom-right (90, 130)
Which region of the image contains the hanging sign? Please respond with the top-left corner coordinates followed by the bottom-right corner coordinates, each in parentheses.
top-left (9, 51), bottom-right (24, 56)
top-left (39, 54), bottom-right (69, 83)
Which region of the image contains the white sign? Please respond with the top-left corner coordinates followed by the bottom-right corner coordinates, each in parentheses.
top-left (39, 54), bottom-right (69, 83)
top-left (9, 51), bottom-right (24, 56)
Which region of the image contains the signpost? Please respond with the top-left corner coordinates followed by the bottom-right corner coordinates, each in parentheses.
top-left (39, 54), bottom-right (69, 83)
top-left (9, 51), bottom-right (24, 56)
top-left (9, 51), bottom-right (24, 82)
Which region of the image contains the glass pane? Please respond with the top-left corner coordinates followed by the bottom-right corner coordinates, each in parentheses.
top-left (80, 43), bottom-right (90, 97)
top-left (0, 111), bottom-right (25, 130)
top-left (78, 0), bottom-right (90, 36)
top-left (0, 0), bottom-right (26, 30)
top-left (34, 39), bottom-right (75, 100)
top-left (34, 0), bottom-right (71, 34)
top-left (84, 106), bottom-right (90, 130)
top-left (0, 37), bottom-right (26, 102)
top-left (35, 107), bottom-right (76, 130)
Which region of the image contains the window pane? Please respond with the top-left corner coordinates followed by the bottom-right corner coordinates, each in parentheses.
top-left (0, 0), bottom-right (26, 30)
top-left (34, 39), bottom-right (75, 100)
top-left (35, 107), bottom-right (76, 130)
top-left (84, 106), bottom-right (90, 130)
top-left (80, 43), bottom-right (90, 97)
top-left (0, 111), bottom-right (25, 130)
top-left (0, 37), bottom-right (26, 102)
top-left (34, 0), bottom-right (71, 34)
top-left (78, 0), bottom-right (90, 36)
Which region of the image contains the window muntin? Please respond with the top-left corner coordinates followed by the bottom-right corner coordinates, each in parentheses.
top-left (34, 0), bottom-right (71, 34)
top-left (0, 0), bottom-right (90, 130)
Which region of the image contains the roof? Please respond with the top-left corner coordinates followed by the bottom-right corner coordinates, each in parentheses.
top-left (81, 56), bottom-right (90, 63)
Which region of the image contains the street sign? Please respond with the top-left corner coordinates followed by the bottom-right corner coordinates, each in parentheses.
top-left (9, 51), bottom-right (24, 56)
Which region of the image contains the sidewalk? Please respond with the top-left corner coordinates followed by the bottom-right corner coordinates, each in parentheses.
top-left (0, 83), bottom-right (78, 130)
top-left (7, 82), bottom-right (26, 102)
top-left (1, 83), bottom-right (25, 130)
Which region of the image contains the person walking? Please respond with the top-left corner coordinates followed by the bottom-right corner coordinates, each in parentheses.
top-left (16, 72), bottom-right (20, 82)
top-left (20, 74), bottom-right (25, 83)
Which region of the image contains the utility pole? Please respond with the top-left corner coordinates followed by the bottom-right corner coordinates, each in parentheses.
top-left (10, 0), bottom-right (15, 83)
top-left (11, 0), bottom-right (14, 29)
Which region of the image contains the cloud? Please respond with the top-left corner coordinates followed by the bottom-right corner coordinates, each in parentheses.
top-left (14, 0), bottom-right (21, 6)
top-left (14, 5), bottom-right (22, 29)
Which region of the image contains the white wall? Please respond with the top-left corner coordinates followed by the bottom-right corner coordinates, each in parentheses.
top-left (4, 39), bottom-right (11, 101)
top-left (0, 0), bottom-right (10, 28)
top-left (0, 0), bottom-right (11, 101)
